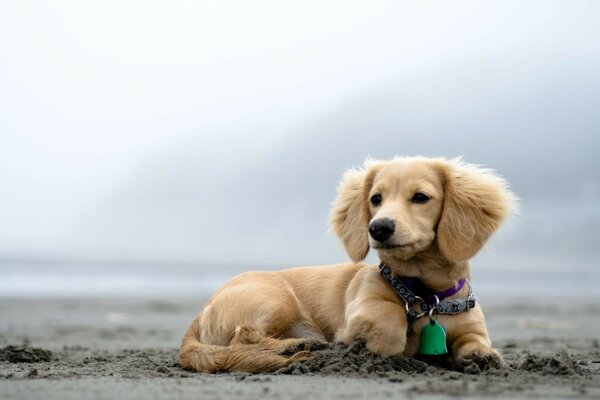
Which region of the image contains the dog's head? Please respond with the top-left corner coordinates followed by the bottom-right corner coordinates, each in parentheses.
top-left (330, 157), bottom-right (517, 264)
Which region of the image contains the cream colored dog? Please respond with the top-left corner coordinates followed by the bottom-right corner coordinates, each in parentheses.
top-left (179, 156), bottom-right (516, 372)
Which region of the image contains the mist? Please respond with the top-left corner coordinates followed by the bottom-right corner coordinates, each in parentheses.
top-left (1, 0), bottom-right (599, 272)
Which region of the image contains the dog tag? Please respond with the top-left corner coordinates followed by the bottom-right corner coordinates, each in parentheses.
top-left (418, 319), bottom-right (448, 355)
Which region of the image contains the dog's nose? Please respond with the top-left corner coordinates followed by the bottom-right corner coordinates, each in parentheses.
top-left (368, 218), bottom-right (395, 242)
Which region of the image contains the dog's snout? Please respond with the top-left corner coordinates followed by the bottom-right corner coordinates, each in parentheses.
top-left (368, 218), bottom-right (395, 242)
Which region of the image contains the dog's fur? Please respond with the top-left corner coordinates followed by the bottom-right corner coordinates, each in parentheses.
top-left (179, 156), bottom-right (516, 372)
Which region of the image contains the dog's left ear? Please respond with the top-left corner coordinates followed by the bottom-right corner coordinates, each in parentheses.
top-left (436, 159), bottom-right (518, 263)
top-left (330, 160), bottom-right (382, 262)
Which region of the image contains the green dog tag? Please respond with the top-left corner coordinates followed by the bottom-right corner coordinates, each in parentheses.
top-left (418, 319), bottom-right (448, 355)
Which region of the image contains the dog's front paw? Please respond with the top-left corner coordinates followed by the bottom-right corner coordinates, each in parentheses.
top-left (454, 346), bottom-right (503, 373)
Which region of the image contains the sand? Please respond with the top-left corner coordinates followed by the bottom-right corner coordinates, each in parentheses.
top-left (1, 296), bottom-right (599, 399)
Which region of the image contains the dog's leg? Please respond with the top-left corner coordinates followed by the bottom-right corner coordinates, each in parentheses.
top-left (273, 320), bottom-right (329, 355)
top-left (230, 324), bottom-right (316, 357)
top-left (450, 331), bottom-right (503, 371)
top-left (336, 299), bottom-right (407, 356)
top-left (264, 337), bottom-right (328, 356)
top-left (231, 324), bottom-right (318, 350)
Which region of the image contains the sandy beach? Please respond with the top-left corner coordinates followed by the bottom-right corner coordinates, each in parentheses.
top-left (1, 295), bottom-right (599, 400)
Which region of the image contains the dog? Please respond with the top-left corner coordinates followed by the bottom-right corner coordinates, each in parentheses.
top-left (179, 156), bottom-right (516, 372)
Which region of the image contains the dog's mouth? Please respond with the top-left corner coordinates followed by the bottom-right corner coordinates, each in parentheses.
top-left (372, 242), bottom-right (416, 250)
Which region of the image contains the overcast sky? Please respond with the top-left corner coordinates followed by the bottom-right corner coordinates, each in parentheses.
top-left (1, 1), bottom-right (599, 265)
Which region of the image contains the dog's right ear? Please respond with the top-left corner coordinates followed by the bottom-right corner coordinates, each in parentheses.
top-left (329, 160), bottom-right (382, 262)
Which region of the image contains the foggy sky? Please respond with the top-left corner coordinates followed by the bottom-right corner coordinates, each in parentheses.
top-left (1, 1), bottom-right (599, 265)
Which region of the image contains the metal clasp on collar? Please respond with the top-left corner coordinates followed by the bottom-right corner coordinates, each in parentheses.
top-left (428, 294), bottom-right (440, 319)
top-left (405, 296), bottom-right (427, 323)
top-left (465, 280), bottom-right (474, 311)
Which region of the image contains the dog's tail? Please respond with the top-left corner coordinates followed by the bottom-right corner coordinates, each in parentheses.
top-left (179, 319), bottom-right (310, 373)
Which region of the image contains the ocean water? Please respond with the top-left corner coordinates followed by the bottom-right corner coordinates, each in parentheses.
top-left (1, 199), bottom-right (598, 299)
top-left (1, 250), bottom-right (598, 300)
top-left (0, 261), bottom-right (238, 298)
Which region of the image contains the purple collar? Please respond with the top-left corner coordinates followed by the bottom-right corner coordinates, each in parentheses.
top-left (399, 276), bottom-right (466, 305)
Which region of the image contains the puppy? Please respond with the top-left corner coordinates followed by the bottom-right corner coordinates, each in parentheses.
top-left (179, 156), bottom-right (516, 372)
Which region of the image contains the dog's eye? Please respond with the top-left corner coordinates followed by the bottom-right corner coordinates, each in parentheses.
top-left (411, 192), bottom-right (430, 204)
top-left (370, 194), bottom-right (382, 206)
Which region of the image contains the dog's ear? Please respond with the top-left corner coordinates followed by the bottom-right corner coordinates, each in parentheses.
top-left (436, 159), bottom-right (517, 263)
top-left (330, 160), bottom-right (382, 262)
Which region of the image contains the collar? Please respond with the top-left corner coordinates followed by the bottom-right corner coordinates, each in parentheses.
top-left (378, 262), bottom-right (476, 324)
top-left (398, 276), bottom-right (466, 305)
